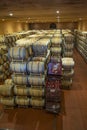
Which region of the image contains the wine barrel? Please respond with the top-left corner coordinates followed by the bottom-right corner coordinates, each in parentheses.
top-left (2, 54), bottom-right (8, 62)
top-left (0, 84), bottom-right (14, 96)
top-left (10, 62), bottom-right (27, 73)
top-left (3, 62), bottom-right (9, 69)
top-left (62, 69), bottom-right (74, 78)
top-left (28, 75), bottom-right (45, 86)
top-left (0, 74), bottom-right (4, 81)
top-left (29, 87), bottom-right (44, 97)
top-left (16, 38), bottom-right (33, 55)
top-left (32, 38), bottom-right (51, 55)
top-left (50, 56), bottom-right (61, 63)
top-left (12, 75), bottom-right (28, 85)
top-left (5, 79), bottom-right (13, 85)
top-left (0, 65), bottom-right (5, 72)
top-left (30, 98), bottom-right (45, 107)
top-left (64, 51), bottom-right (73, 57)
top-left (0, 35), bottom-right (5, 42)
top-left (65, 35), bottom-right (74, 43)
top-left (62, 79), bottom-right (72, 86)
top-left (14, 86), bottom-right (29, 96)
top-left (0, 57), bottom-right (4, 65)
top-left (0, 45), bottom-right (8, 53)
top-left (8, 47), bottom-right (29, 60)
top-left (4, 37), bottom-right (9, 44)
top-left (62, 58), bottom-right (75, 68)
top-left (15, 96), bottom-right (29, 106)
top-left (32, 50), bottom-right (50, 64)
top-left (54, 34), bottom-right (62, 38)
top-left (4, 74), bottom-right (7, 80)
top-left (32, 57), bottom-right (46, 62)
top-left (51, 47), bottom-right (61, 54)
top-left (0, 97), bottom-right (15, 106)
top-left (64, 44), bottom-right (74, 49)
top-left (51, 37), bottom-right (62, 46)
top-left (5, 70), bottom-right (10, 77)
top-left (27, 61), bottom-right (45, 74)
top-left (0, 48), bottom-right (4, 55)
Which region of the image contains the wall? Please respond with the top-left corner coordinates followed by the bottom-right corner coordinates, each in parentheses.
top-left (29, 23), bottom-right (50, 30)
top-left (57, 22), bottom-right (78, 30)
top-left (0, 21), bottom-right (29, 34)
top-left (0, 21), bottom-right (78, 34)
top-left (29, 22), bottom-right (78, 30)
top-left (78, 21), bottom-right (87, 31)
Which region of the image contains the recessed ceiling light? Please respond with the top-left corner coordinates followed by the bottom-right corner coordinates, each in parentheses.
top-left (9, 13), bottom-right (13, 16)
top-left (79, 18), bottom-right (82, 20)
top-left (56, 10), bottom-right (59, 14)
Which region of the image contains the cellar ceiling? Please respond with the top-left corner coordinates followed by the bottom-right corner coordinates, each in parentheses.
top-left (0, 0), bottom-right (87, 22)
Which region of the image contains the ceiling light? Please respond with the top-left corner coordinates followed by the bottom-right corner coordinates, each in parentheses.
top-left (56, 10), bottom-right (59, 14)
top-left (9, 13), bottom-right (13, 16)
top-left (28, 17), bottom-right (30, 19)
top-left (79, 18), bottom-right (82, 20)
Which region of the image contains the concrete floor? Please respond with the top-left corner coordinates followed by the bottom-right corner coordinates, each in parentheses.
top-left (0, 49), bottom-right (87, 130)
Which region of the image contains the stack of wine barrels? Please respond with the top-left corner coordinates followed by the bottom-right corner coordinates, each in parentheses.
top-left (8, 46), bottom-right (32, 107)
top-left (4, 31), bottom-right (31, 48)
top-left (50, 36), bottom-right (62, 62)
top-left (63, 34), bottom-right (74, 57)
top-left (0, 45), bottom-right (10, 81)
top-left (27, 38), bottom-right (51, 108)
top-left (16, 37), bottom-right (39, 48)
top-left (45, 32), bottom-right (62, 113)
top-left (4, 35), bottom-right (17, 47)
top-left (32, 38), bottom-right (51, 56)
top-left (62, 57), bottom-right (75, 89)
top-left (0, 79), bottom-right (15, 108)
top-left (0, 35), bottom-right (5, 44)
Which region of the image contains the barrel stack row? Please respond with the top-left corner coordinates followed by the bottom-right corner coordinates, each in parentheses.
top-left (9, 46), bottom-right (32, 107)
top-left (0, 79), bottom-right (15, 108)
top-left (29, 38), bottom-right (51, 108)
top-left (62, 57), bottom-right (75, 89)
top-left (50, 35), bottom-right (62, 62)
top-left (0, 31), bottom-right (32, 48)
top-left (16, 37), bottom-right (51, 108)
top-left (61, 32), bottom-right (75, 89)
top-left (45, 32), bottom-right (62, 113)
top-left (0, 33), bottom-right (33, 108)
top-left (63, 34), bottom-right (74, 57)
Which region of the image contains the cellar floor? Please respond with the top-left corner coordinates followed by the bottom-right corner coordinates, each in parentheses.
top-left (0, 49), bottom-right (87, 130)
